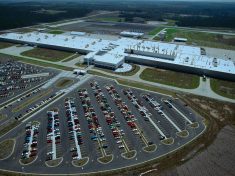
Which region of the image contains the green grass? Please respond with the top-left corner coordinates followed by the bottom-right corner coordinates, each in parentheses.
top-left (48, 30), bottom-right (64, 34)
top-left (95, 17), bottom-right (124, 22)
top-left (56, 79), bottom-right (73, 88)
top-left (122, 151), bottom-right (136, 159)
top-left (143, 144), bottom-right (157, 152)
top-left (61, 54), bottom-right (80, 62)
top-left (0, 53), bottom-right (74, 71)
top-left (164, 28), bottom-right (235, 49)
top-left (210, 78), bottom-right (235, 99)
top-left (0, 41), bottom-right (15, 49)
top-left (72, 157), bottom-right (89, 167)
top-left (140, 68), bottom-right (200, 89)
top-left (21, 48), bottom-right (73, 62)
top-left (148, 27), bottom-right (164, 35)
top-left (98, 155), bottom-right (113, 164)
top-left (0, 139), bottom-right (15, 159)
top-left (165, 19), bottom-right (177, 26)
top-left (75, 62), bottom-right (87, 68)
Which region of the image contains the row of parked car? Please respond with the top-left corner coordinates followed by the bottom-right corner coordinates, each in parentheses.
top-left (0, 60), bottom-right (43, 98)
top-left (78, 89), bottom-right (108, 150)
top-left (106, 85), bottom-right (155, 147)
top-left (91, 82), bottom-right (125, 149)
top-left (14, 91), bottom-right (62, 121)
top-left (124, 90), bottom-right (166, 140)
top-left (142, 94), bottom-right (165, 115)
top-left (123, 89), bottom-right (151, 122)
top-left (46, 110), bottom-right (61, 161)
top-left (21, 122), bottom-right (39, 159)
top-left (65, 98), bottom-right (83, 160)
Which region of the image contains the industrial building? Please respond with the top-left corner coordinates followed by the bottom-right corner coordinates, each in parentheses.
top-left (0, 32), bottom-right (234, 81)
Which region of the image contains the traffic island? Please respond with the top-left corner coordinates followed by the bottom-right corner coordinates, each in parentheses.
top-left (97, 155), bottom-right (113, 164)
top-left (161, 137), bottom-right (174, 145)
top-left (19, 156), bottom-right (37, 165)
top-left (190, 122), bottom-right (199, 128)
top-left (143, 144), bottom-right (157, 153)
top-left (72, 157), bottom-right (89, 167)
top-left (56, 78), bottom-right (74, 88)
top-left (121, 150), bottom-right (137, 159)
top-left (45, 157), bottom-right (63, 167)
top-left (176, 130), bottom-right (189, 138)
top-left (0, 139), bottom-right (15, 160)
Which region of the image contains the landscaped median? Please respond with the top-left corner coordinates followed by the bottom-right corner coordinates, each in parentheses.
top-left (176, 130), bottom-right (189, 138)
top-left (161, 137), bottom-right (174, 145)
top-left (20, 156), bottom-right (38, 165)
top-left (45, 157), bottom-right (63, 167)
top-left (72, 157), bottom-right (89, 167)
top-left (190, 122), bottom-right (199, 128)
top-left (97, 155), bottom-right (113, 164)
top-left (143, 144), bottom-right (157, 153)
top-left (55, 78), bottom-right (74, 88)
top-left (0, 139), bottom-right (15, 160)
top-left (121, 150), bottom-right (137, 159)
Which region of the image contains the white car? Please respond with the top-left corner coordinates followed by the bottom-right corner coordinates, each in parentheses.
top-left (118, 145), bottom-right (124, 149)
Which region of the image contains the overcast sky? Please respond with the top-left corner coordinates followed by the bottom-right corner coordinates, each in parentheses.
top-left (1, 0), bottom-right (235, 1)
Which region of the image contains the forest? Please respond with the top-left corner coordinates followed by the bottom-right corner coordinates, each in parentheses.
top-left (0, 0), bottom-right (235, 30)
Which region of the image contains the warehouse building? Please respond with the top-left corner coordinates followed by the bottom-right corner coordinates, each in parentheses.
top-left (0, 32), bottom-right (234, 81)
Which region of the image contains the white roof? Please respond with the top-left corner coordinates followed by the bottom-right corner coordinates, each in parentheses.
top-left (120, 31), bottom-right (144, 36)
top-left (0, 32), bottom-right (234, 74)
top-left (174, 37), bottom-right (188, 41)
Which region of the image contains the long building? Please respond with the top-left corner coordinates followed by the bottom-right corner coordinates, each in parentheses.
top-left (0, 32), bottom-right (234, 81)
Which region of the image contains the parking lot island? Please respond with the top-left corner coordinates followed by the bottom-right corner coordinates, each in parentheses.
top-left (0, 139), bottom-right (15, 160)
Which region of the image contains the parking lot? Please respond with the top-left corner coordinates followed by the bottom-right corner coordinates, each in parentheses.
top-left (0, 57), bottom-right (57, 105)
top-left (0, 77), bottom-right (206, 174)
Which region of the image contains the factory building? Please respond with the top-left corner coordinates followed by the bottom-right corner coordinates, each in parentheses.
top-left (0, 32), bottom-right (234, 81)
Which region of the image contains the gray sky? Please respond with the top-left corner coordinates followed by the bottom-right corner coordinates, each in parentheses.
top-left (1, 0), bottom-right (235, 1)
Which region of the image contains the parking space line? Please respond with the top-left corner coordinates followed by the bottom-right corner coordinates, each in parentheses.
top-left (105, 85), bottom-right (150, 147)
top-left (91, 82), bottom-right (131, 154)
top-left (164, 99), bottom-right (193, 125)
top-left (124, 89), bottom-right (167, 138)
top-left (143, 95), bottom-right (182, 132)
